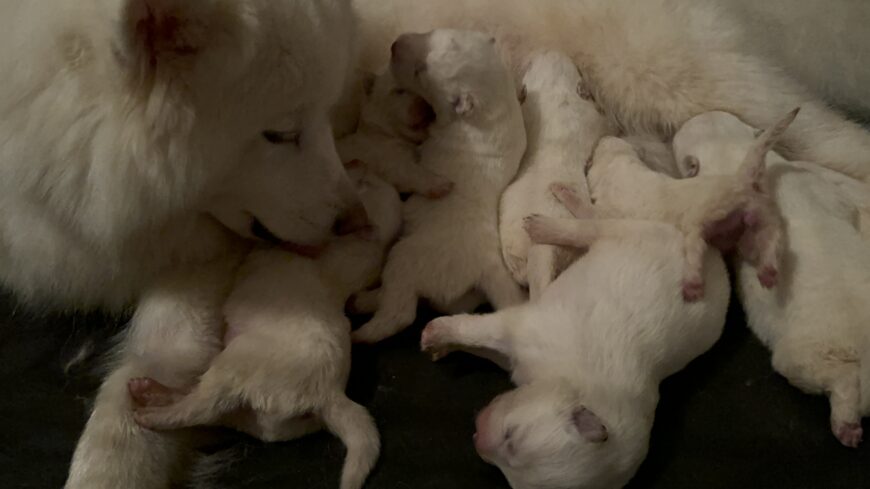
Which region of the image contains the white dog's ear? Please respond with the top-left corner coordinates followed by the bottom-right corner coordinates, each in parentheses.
top-left (118, 0), bottom-right (242, 74)
top-left (452, 93), bottom-right (477, 116)
top-left (682, 155), bottom-right (700, 178)
top-left (518, 85), bottom-right (528, 104)
top-left (362, 72), bottom-right (377, 97)
top-left (572, 407), bottom-right (608, 443)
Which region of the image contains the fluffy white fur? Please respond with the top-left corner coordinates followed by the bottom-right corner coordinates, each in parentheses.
top-left (421, 200), bottom-right (730, 489)
top-left (350, 29), bottom-right (528, 344)
top-left (585, 126), bottom-right (789, 302)
top-left (346, 0), bottom-right (870, 184)
top-left (673, 111), bottom-right (870, 448)
top-left (499, 50), bottom-right (611, 300)
top-left (127, 167), bottom-right (399, 489)
top-left (337, 71), bottom-right (454, 198)
top-left (58, 1), bottom-right (361, 488)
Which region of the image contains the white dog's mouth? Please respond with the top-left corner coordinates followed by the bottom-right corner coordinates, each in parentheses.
top-left (250, 217), bottom-right (325, 258)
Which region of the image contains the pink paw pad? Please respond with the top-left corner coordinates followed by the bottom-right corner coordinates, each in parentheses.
top-left (682, 280), bottom-right (705, 302)
top-left (426, 180), bottom-right (454, 199)
top-left (757, 266), bottom-right (778, 289)
top-left (835, 423), bottom-right (863, 448)
top-left (421, 320), bottom-right (451, 361)
top-left (127, 377), bottom-right (175, 407)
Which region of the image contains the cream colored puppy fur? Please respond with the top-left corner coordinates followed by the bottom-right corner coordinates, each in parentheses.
top-left (337, 71), bottom-right (453, 198)
top-left (347, 0), bottom-right (870, 184)
top-left (350, 29), bottom-right (527, 344)
top-left (58, 2), bottom-right (361, 488)
top-left (128, 166), bottom-right (399, 489)
top-left (499, 50), bottom-right (611, 300)
top-left (585, 112), bottom-right (794, 302)
top-left (673, 111), bottom-right (870, 448)
top-left (422, 201), bottom-right (729, 489)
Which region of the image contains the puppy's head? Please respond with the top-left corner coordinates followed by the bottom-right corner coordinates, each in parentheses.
top-left (672, 111), bottom-right (757, 178)
top-left (475, 382), bottom-right (638, 489)
top-left (389, 29), bottom-right (514, 122)
top-left (359, 72), bottom-right (435, 144)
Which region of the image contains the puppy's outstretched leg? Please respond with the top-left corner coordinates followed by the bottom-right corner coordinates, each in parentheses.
top-left (550, 182), bottom-right (595, 219)
top-left (352, 248), bottom-right (421, 343)
top-left (131, 371), bottom-right (237, 431)
top-left (681, 231), bottom-right (708, 302)
top-left (421, 310), bottom-right (517, 366)
top-left (772, 341), bottom-right (863, 448)
top-left (65, 258), bottom-right (238, 489)
top-left (349, 288), bottom-right (381, 315)
top-left (526, 216), bottom-right (676, 249)
top-left (320, 394), bottom-right (380, 489)
top-left (526, 245), bottom-right (557, 301)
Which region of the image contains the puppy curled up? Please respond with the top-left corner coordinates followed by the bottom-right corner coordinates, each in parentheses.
top-left (127, 165), bottom-right (401, 489)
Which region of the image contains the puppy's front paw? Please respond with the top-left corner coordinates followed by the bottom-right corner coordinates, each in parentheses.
top-left (682, 278), bottom-right (705, 302)
top-left (523, 214), bottom-right (555, 243)
top-left (421, 318), bottom-right (454, 361)
top-left (424, 178), bottom-right (455, 199)
top-left (834, 422), bottom-right (863, 448)
top-left (352, 321), bottom-right (395, 344)
top-left (128, 377), bottom-right (181, 408)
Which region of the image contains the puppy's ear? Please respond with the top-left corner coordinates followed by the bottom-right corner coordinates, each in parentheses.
top-left (682, 155), bottom-right (701, 178)
top-left (117, 0), bottom-right (246, 75)
top-left (362, 72), bottom-right (377, 97)
top-left (571, 407), bottom-right (608, 443)
top-left (452, 93), bottom-right (477, 117)
top-left (518, 85), bottom-right (528, 104)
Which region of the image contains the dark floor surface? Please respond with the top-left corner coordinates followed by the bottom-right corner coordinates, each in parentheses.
top-left (2, 287), bottom-right (869, 489)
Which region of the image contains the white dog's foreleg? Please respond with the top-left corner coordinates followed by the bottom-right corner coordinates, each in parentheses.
top-left (421, 311), bottom-right (517, 367)
top-left (65, 258), bottom-right (240, 489)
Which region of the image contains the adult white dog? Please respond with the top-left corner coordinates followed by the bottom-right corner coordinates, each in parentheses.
top-left (346, 0), bottom-right (870, 183)
top-left (0, 0), bottom-right (359, 487)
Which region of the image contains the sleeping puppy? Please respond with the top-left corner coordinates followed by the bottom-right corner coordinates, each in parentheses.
top-left (421, 190), bottom-right (730, 489)
top-left (499, 50), bottom-right (611, 300)
top-left (350, 29), bottom-right (528, 344)
top-left (673, 110), bottom-right (870, 448)
top-left (337, 71), bottom-right (453, 198)
top-left (584, 109), bottom-right (798, 301)
top-left (126, 165), bottom-right (400, 489)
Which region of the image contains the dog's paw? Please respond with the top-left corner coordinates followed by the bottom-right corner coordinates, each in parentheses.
top-left (424, 178), bottom-right (455, 199)
top-left (757, 265), bottom-right (778, 289)
top-left (523, 214), bottom-right (557, 244)
top-left (421, 318), bottom-right (454, 361)
top-left (834, 422), bottom-right (863, 448)
top-left (682, 278), bottom-right (705, 302)
top-left (352, 321), bottom-right (396, 344)
top-left (128, 377), bottom-right (180, 408)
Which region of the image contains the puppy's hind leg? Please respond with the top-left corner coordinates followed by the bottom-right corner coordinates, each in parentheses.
top-left (421, 310), bottom-right (518, 368)
top-left (320, 394), bottom-right (380, 489)
top-left (681, 230), bottom-right (708, 302)
top-left (526, 245), bottom-right (557, 302)
top-left (133, 370), bottom-right (238, 432)
top-left (550, 182), bottom-right (595, 219)
top-left (348, 287), bottom-right (380, 315)
top-left (352, 247), bottom-right (421, 343)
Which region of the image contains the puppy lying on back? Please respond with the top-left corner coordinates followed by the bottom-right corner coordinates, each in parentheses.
top-left (585, 110), bottom-right (797, 301)
top-left (350, 29), bottom-right (528, 344)
top-left (499, 50), bottom-right (612, 300)
top-left (337, 71), bottom-right (453, 198)
top-left (127, 165), bottom-right (400, 489)
top-left (422, 192), bottom-right (730, 489)
top-left (673, 110), bottom-right (870, 448)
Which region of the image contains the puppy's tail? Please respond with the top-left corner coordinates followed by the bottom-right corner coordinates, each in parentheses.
top-left (320, 394), bottom-right (380, 489)
top-left (739, 107), bottom-right (800, 190)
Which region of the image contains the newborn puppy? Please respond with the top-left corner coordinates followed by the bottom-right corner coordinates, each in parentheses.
top-left (585, 109), bottom-right (797, 301)
top-left (422, 195), bottom-right (729, 489)
top-left (337, 71), bottom-right (453, 198)
top-left (673, 110), bottom-right (870, 448)
top-left (351, 29), bottom-right (528, 343)
top-left (127, 165), bottom-right (400, 489)
top-left (499, 50), bottom-right (611, 300)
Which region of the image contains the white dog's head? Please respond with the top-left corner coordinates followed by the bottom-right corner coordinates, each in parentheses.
top-left (74, 0), bottom-right (361, 247)
top-left (474, 382), bottom-right (644, 489)
top-left (672, 112), bottom-right (760, 178)
top-left (389, 29), bottom-right (516, 124)
top-left (359, 72), bottom-right (435, 144)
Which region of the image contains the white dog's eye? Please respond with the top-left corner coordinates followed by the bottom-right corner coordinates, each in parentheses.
top-left (262, 130), bottom-right (302, 146)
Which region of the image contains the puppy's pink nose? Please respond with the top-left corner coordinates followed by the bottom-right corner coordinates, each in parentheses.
top-left (333, 203), bottom-right (372, 236)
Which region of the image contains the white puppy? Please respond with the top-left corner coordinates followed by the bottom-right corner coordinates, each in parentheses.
top-left (499, 51), bottom-right (611, 300)
top-left (421, 197), bottom-right (730, 489)
top-left (584, 110), bottom-right (796, 301)
top-left (350, 29), bottom-right (528, 344)
top-left (337, 71), bottom-right (454, 198)
top-left (673, 111), bottom-right (870, 448)
top-left (126, 165), bottom-right (400, 489)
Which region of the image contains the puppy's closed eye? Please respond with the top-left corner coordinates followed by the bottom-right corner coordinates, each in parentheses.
top-left (262, 130), bottom-right (302, 146)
